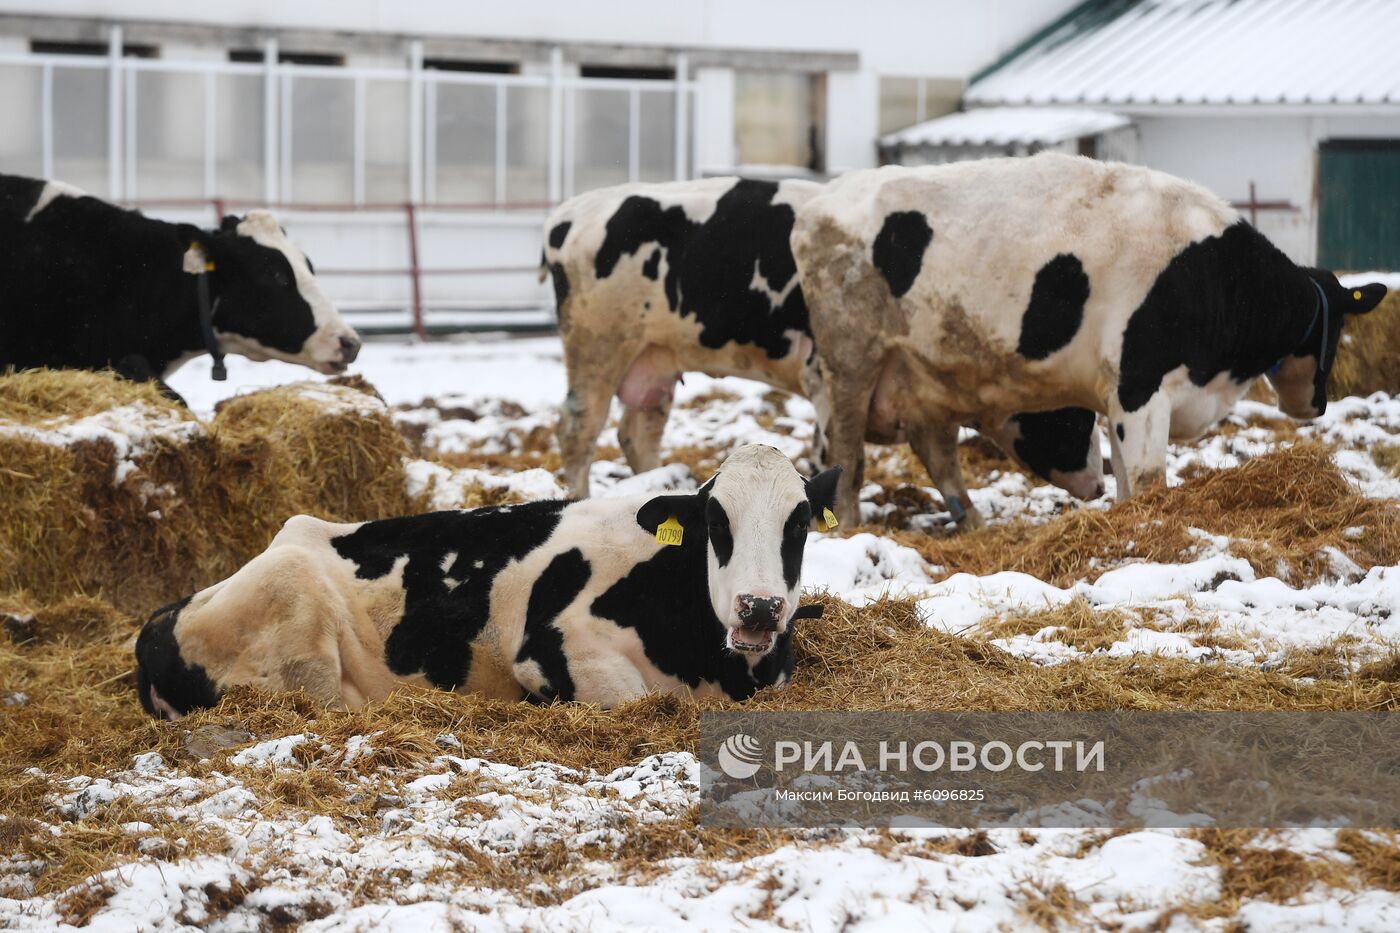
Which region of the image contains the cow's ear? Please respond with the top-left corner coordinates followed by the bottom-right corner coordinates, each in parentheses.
top-left (805, 466), bottom-right (842, 516)
top-left (181, 240), bottom-right (211, 276)
top-left (635, 493), bottom-right (703, 537)
top-left (219, 214), bottom-right (243, 234)
top-left (1344, 282), bottom-right (1387, 315)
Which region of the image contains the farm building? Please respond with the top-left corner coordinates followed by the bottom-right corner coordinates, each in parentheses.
top-left (0, 0), bottom-right (1076, 331)
top-left (886, 0), bottom-right (1400, 270)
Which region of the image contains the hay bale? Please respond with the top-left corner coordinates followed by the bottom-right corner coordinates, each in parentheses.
top-left (0, 372), bottom-right (212, 611)
top-left (0, 371), bottom-right (417, 612)
top-left (211, 381), bottom-right (415, 545)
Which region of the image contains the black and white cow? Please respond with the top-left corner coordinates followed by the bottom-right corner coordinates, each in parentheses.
top-left (0, 173), bottom-right (360, 396)
top-left (791, 153), bottom-right (1388, 525)
top-left (542, 176), bottom-right (1104, 526)
top-left (135, 444), bottom-right (841, 716)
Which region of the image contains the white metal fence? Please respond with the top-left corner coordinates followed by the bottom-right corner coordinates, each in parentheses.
top-left (0, 37), bottom-right (698, 331)
top-left (0, 38), bottom-right (697, 206)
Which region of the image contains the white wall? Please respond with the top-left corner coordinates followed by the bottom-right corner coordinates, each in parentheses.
top-left (1133, 113), bottom-right (1400, 265)
top-left (2, 0), bottom-right (1076, 73)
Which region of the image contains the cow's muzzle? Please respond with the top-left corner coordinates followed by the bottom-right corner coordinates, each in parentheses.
top-left (729, 594), bottom-right (787, 654)
top-left (320, 334), bottom-right (361, 373)
top-left (338, 335), bottom-right (362, 364)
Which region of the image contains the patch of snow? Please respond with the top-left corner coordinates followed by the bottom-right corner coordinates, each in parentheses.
top-left (404, 459), bottom-right (565, 509)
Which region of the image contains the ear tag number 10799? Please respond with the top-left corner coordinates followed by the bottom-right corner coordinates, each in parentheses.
top-left (656, 516), bottom-right (684, 547)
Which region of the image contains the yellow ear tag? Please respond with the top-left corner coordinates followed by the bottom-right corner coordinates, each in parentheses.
top-left (1354, 290), bottom-right (1364, 300)
top-left (822, 507), bottom-right (839, 530)
top-left (656, 516), bottom-right (684, 547)
top-left (204, 261), bottom-right (216, 272)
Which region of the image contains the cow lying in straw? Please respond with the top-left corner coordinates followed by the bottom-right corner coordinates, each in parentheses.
top-left (135, 444), bottom-right (841, 717)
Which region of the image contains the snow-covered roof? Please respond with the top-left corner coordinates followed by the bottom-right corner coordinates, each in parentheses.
top-left (968, 0), bottom-right (1400, 109)
top-left (880, 107), bottom-right (1131, 149)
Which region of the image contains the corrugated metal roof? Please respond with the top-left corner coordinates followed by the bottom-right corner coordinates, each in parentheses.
top-left (967, 0), bottom-right (1400, 108)
top-left (880, 107), bottom-right (1131, 148)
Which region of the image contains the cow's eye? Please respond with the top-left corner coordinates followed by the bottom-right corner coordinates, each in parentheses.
top-left (786, 519), bottom-right (806, 539)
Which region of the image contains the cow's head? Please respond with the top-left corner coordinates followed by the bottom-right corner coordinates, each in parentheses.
top-left (1267, 271), bottom-right (1386, 418)
top-left (990, 408), bottom-right (1105, 501)
top-left (179, 210), bottom-right (360, 374)
top-left (134, 596), bottom-right (221, 721)
top-left (636, 444), bottom-right (841, 660)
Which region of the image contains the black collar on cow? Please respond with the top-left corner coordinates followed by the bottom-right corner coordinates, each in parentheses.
top-left (195, 262), bottom-right (227, 381)
top-left (1270, 277), bottom-right (1330, 377)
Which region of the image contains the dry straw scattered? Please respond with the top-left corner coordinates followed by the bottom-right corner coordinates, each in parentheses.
top-left (878, 441), bottom-right (1398, 588)
top-left (4, 592), bottom-right (1400, 897)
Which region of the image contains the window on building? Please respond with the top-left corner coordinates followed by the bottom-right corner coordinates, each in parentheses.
top-left (878, 76), bottom-right (961, 135)
top-left (31, 40), bottom-right (158, 58)
top-left (734, 71), bottom-right (825, 172)
top-left (424, 58), bottom-right (519, 74)
top-left (580, 65), bottom-right (675, 81)
top-left (228, 49), bottom-right (345, 66)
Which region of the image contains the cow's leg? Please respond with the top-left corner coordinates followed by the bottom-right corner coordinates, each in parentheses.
top-left (564, 654), bottom-right (650, 708)
top-left (821, 363), bottom-right (876, 528)
top-left (115, 354), bottom-right (189, 407)
top-left (558, 381), bottom-right (611, 499)
top-left (799, 357), bottom-right (833, 471)
top-left (1106, 390), bottom-right (1172, 499)
top-left (558, 347), bottom-right (632, 500)
top-left (278, 657), bottom-right (347, 710)
top-left (907, 423), bottom-right (985, 531)
top-left (617, 395), bottom-right (673, 476)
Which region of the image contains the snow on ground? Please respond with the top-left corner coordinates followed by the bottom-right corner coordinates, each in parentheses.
top-left (167, 335), bottom-right (570, 415)
top-left (10, 337), bottom-right (1400, 930)
top-left (7, 744), bottom-right (1400, 931)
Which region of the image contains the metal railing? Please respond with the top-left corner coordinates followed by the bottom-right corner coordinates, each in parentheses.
top-left (0, 34), bottom-right (698, 207)
top-left (131, 196), bottom-right (556, 338)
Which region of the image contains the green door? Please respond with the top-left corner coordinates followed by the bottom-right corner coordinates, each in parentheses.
top-left (1318, 139), bottom-right (1400, 271)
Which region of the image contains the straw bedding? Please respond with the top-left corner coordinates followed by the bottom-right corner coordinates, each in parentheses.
top-left (2, 366), bottom-right (1398, 915)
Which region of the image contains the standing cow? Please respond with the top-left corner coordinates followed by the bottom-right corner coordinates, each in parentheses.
top-left (791, 154), bottom-right (1388, 526)
top-left (541, 177), bottom-right (1104, 526)
top-left (0, 173), bottom-right (360, 396)
top-left (135, 444), bottom-right (840, 716)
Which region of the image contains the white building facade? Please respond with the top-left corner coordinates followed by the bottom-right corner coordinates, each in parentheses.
top-left (0, 0), bottom-right (1076, 330)
top-left (957, 0), bottom-right (1400, 271)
